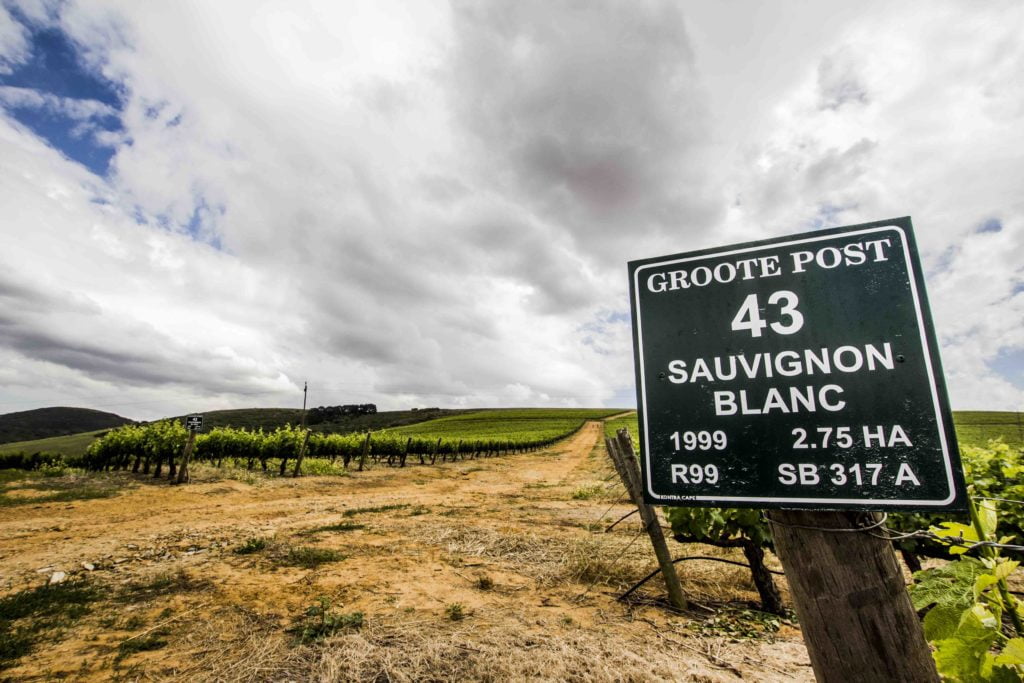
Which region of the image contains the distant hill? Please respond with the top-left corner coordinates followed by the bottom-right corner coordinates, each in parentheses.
top-left (164, 407), bottom-right (475, 434)
top-left (0, 407), bottom-right (133, 444)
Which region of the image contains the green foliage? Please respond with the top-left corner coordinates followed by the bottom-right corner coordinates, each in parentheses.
top-left (0, 451), bottom-right (66, 470)
top-left (117, 630), bottom-right (170, 659)
top-left (304, 522), bottom-right (365, 534)
top-left (603, 414), bottom-right (638, 440)
top-left (343, 503), bottom-right (410, 517)
top-left (279, 546), bottom-right (345, 568)
top-left (666, 506), bottom-right (773, 548)
top-left (169, 407), bottom-right (473, 434)
top-left (571, 483), bottom-right (604, 500)
top-left (234, 537), bottom-right (269, 554)
top-left (288, 598), bottom-right (363, 643)
top-left (890, 440), bottom-right (1024, 557)
top-left (686, 607), bottom-right (790, 641)
top-left (81, 408), bottom-right (607, 474)
top-left (445, 603), bottom-right (465, 621)
top-left (908, 504), bottom-right (1023, 682)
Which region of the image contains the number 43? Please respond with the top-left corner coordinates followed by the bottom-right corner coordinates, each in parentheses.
top-left (731, 290), bottom-right (804, 337)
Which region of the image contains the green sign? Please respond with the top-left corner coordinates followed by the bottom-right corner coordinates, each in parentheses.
top-left (629, 217), bottom-right (966, 510)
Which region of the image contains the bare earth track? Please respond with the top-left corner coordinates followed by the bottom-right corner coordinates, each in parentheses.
top-left (0, 421), bottom-right (813, 681)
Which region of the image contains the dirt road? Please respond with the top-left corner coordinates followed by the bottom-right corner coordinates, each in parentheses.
top-left (0, 421), bottom-right (812, 681)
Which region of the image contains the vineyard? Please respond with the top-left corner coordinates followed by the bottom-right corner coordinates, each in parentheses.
top-left (78, 408), bottom-right (623, 478)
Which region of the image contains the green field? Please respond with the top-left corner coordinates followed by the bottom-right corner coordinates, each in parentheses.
top-left (0, 430), bottom-right (109, 458)
top-left (952, 411), bottom-right (1024, 450)
top-left (387, 408), bottom-right (623, 442)
top-left (605, 411), bottom-right (1024, 451)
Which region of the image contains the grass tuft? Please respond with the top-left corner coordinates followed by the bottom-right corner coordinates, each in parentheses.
top-left (279, 546), bottom-right (345, 569)
top-left (342, 503), bottom-right (409, 517)
top-left (304, 522), bottom-right (365, 535)
top-left (118, 569), bottom-right (207, 603)
top-left (234, 537), bottom-right (269, 554)
top-left (117, 629), bottom-right (171, 659)
top-left (288, 598), bottom-right (363, 644)
top-left (444, 603), bottom-right (465, 621)
top-left (570, 483), bottom-right (604, 500)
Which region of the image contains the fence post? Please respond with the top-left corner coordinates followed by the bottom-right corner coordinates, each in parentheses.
top-left (292, 429), bottom-right (311, 477)
top-left (606, 429), bottom-right (687, 611)
top-left (357, 432), bottom-right (372, 472)
top-left (174, 431), bottom-right (197, 485)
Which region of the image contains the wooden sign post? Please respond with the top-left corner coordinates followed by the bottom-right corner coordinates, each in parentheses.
top-left (768, 509), bottom-right (938, 681)
top-left (627, 218), bottom-right (965, 680)
top-left (175, 415), bottom-right (202, 485)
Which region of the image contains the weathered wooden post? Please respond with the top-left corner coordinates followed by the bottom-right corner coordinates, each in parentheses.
top-left (606, 429), bottom-right (688, 611)
top-left (292, 429), bottom-right (311, 477)
top-left (357, 431), bottom-right (372, 472)
top-left (400, 437), bottom-right (411, 467)
top-left (175, 415), bottom-right (203, 485)
top-left (174, 430), bottom-right (197, 484)
top-left (768, 510), bottom-right (938, 681)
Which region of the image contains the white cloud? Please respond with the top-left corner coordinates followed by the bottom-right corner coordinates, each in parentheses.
top-left (0, 0), bottom-right (1021, 419)
top-left (0, 4), bottom-right (31, 74)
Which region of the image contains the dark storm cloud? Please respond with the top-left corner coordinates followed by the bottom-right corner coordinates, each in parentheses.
top-left (0, 274), bottom-right (276, 392)
top-left (448, 0), bottom-right (721, 244)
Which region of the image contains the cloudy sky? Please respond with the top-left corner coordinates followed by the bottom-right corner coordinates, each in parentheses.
top-left (0, 0), bottom-right (1022, 420)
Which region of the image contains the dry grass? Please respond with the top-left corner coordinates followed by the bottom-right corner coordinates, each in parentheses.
top-left (182, 608), bottom-right (743, 683)
top-left (419, 524), bottom-right (650, 589)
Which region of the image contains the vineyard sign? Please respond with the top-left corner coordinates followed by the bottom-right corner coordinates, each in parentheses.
top-left (185, 415), bottom-right (203, 432)
top-left (629, 217), bottom-right (966, 510)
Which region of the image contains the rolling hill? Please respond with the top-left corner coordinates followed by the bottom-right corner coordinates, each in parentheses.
top-left (0, 407), bottom-right (133, 444)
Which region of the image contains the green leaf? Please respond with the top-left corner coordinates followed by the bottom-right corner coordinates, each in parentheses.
top-left (974, 573), bottom-right (1000, 602)
top-left (964, 603), bottom-right (999, 631)
top-left (981, 653), bottom-right (1024, 683)
top-left (909, 557), bottom-right (987, 612)
top-left (993, 638), bottom-right (1024, 668)
top-left (993, 560), bottom-right (1020, 582)
top-left (977, 500), bottom-right (998, 539)
top-left (922, 603), bottom-right (962, 641)
top-left (932, 605), bottom-right (1000, 682)
top-left (933, 636), bottom-right (987, 681)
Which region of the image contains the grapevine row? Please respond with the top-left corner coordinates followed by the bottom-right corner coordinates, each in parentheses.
top-left (81, 420), bottom-right (586, 478)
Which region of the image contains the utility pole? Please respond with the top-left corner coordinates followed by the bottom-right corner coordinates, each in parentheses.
top-left (301, 380), bottom-right (308, 428)
top-left (293, 381), bottom-right (310, 478)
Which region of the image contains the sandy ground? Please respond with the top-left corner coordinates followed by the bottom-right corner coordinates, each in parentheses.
top-left (0, 421), bottom-right (813, 682)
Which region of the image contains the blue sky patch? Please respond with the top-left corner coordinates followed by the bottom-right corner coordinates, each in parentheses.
top-left (989, 348), bottom-right (1024, 391)
top-left (976, 217), bottom-right (1002, 234)
top-left (0, 16), bottom-right (125, 176)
